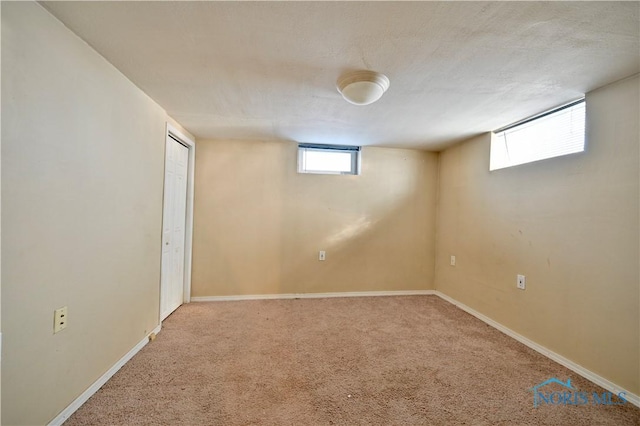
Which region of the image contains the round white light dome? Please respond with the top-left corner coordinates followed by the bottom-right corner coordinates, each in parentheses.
top-left (337, 71), bottom-right (390, 106)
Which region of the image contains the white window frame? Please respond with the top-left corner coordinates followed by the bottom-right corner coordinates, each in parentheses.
top-left (297, 143), bottom-right (361, 175)
top-left (490, 98), bottom-right (586, 171)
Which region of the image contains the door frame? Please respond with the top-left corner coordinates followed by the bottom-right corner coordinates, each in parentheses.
top-left (161, 122), bottom-right (195, 319)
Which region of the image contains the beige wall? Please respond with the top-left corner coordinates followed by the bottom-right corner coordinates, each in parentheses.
top-left (434, 75), bottom-right (639, 394)
top-left (0, 1), bottom-right (3, 420)
top-left (1, 3), bottom-right (191, 424)
top-left (192, 140), bottom-right (438, 296)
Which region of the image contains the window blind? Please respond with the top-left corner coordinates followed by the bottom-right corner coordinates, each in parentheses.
top-left (490, 100), bottom-right (586, 171)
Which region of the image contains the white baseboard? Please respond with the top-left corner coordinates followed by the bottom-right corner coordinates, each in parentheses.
top-left (48, 324), bottom-right (162, 425)
top-left (434, 291), bottom-right (640, 408)
top-left (190, 289), bottom-right (436, 302)
top-left (46, 289), bottom-right (639, 424)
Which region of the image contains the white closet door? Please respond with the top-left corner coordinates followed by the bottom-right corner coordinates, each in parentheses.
top-left (160, 136), bottom-right (189, 320)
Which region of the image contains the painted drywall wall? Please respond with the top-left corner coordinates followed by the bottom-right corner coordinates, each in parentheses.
top-left (434, 75), bottom-right (639, 394)
top-left (1, 3), bottom-right (192, 424)
top-left (0, 3), bottom-right (3, 420)
top-left (192, 141), bottom-right (437, 296)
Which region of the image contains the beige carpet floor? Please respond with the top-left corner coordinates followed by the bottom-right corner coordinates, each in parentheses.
top-left (65, 295), bottom-right (639, 425)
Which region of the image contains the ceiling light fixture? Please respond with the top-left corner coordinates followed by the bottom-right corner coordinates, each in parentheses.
top-left (337, 70), bottom-right (390, 106)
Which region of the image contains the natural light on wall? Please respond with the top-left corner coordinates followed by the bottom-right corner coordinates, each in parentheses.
top-left (490, 99), bottom-right (586, 171)
top-left (298, 144), bottom-right (361, 175)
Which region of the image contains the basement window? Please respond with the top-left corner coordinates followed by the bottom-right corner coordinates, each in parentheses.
top-left (298, 144), bottom-right (361, 175)
top-left (490, 99), bottom-right (586, 171)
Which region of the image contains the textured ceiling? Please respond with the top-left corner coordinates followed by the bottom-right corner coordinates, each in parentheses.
top-left (43, 1), bottom-right (639, 150)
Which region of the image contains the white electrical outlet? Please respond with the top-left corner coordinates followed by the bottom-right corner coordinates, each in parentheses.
top-left (319, 251), bottom-right (326, 261)
top-left (54, 306), bottom-right (68, 333)
top-left (517, 275), bottom-right (526, 290)
top-left (450, 255), bottom-right (456, 266)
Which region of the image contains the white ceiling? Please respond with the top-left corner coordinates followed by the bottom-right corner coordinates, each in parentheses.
top-left (43, 1), bottom-right (639, 150)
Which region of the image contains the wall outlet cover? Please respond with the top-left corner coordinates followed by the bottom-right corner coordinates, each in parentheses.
top-left (517, 275), bottom-right (526, 290)
top-left (54, 306), bottom-right (68, 334)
